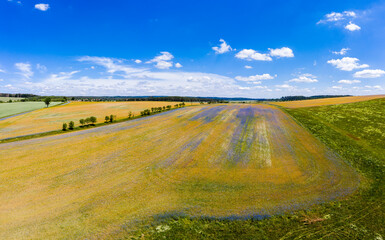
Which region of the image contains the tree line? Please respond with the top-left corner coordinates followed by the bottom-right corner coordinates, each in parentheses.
top-left (61, 103), bottom-right (185, 131)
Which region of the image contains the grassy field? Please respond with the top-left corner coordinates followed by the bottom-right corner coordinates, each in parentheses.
top-left (270, 95), bottom-right (385, 108)
top-left (0, 101), bottom-right (181, 140)
top-left (0, 101), bottom-right (62, 119)
top-left (117, 98), bottom-right (385, 240)
top-left (0, 97), bottom-right (24, 102)
top-left (0, 104), bottom-right (359, 239)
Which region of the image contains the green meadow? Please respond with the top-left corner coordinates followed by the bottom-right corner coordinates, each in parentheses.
top-left (0, 101), bottom-right (61, 119)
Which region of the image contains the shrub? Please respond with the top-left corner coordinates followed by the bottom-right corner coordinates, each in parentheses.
top-left (68, 121), bottom-right (74, 130)
top-left (62, 123), bottom-right (67, 131)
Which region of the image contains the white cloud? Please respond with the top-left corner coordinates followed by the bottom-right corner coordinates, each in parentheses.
top-left (327, 57), bottom-right (369, 71)
top-left (0, 79), bottom-right (3, 82)
top-left (238, 87), bottom-right (251, 90)
top-left (146, 52), bottom-right (174, 69)
top-left (134, 59), bottom-right (142, 64)
top-left (0, 68), bottom-right (5, 73)
top-left (235, 49), bottom-right (272, 61)
top-left (78, 56), bottom-right (145, 75)
top-left (15, 62), bottom-right (33, 79)
top-left (345, 22), bottom-right (361, 31)
top-left (154, 61), bottom-right (173, 69)
top-left (332, 86), bottom-right (343, 89)
top-left (275, 84), bottom-right (294, 89)
top-left (269, 47), bottom-right (294, 58)
top-left (333, 48), bottom-right (350, 55)
top-left (354, 69), bottom-right (385, 78)
top-left (212, 39), bottom-right (232, 54)
top-left (235, 74), bottom-right (275, 83)
top-left (244, 65), bottom-right (252, 69)
top-left (318, 11), bottom-right (356, 24)
top-left (338, 80), bottom-right (361, 84)
top-left (36, 63), bottom-right (47, 72)
top-left (175, 63), bottom-right (183, 68)
top-left (365, 85), bottom-right (383, 90)
top-left (289, 73), bottom-right (318, 83)
top-left (35, 3), bottom-right (49, 11)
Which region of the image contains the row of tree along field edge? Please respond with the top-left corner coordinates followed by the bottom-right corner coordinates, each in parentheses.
top-left (0, 103), bottom-right (187, 144)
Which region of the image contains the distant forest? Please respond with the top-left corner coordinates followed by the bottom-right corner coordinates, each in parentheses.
top-left (1, 93), bottom-right (351, 103)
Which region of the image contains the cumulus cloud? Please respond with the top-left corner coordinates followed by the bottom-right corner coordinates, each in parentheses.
top-left (289, 73), bottom-right (318, 83)
top-left (269, 47), bottom-right (294, 58)
top-left (235, 74), bottom-right (275, 84)
top-left (244, 65), bottom-right (252, 69)
top-left (15, 62), bottom-right (33, 79)
top-left (354, 69), bottom-right (385, 78)
top-left (338, 80), bottom-right (361, 84)
top-left (345, 22), bottom-right (361, 31)
top-left (134, 59), bottom-right (142, 64)
top-left (78, 56), bottom-right (145, 75)
top-left (212, 39), bottom-right (232, 54)
top-left (327, 57), bottom-right (369, 71)
top-left (35, 3), bottom-right (49, 11)
top-left (275, 84), bottom-right (295, 89)
top-left (146, 52), bottom-right (175, 69)
top-left (175, 63), bottom-right (183, 68)
top-left (333, 48), bottom-right (350, 55)
top-left (318, 11), bottom-right (356, 24)
top-left (235, 49), bottom-right (272, 61)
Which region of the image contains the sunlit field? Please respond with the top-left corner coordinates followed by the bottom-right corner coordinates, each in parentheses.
top-left (0, 101), bottom-right (181, 140)
top-left (0, 97), bottom-right (24, 102)
top-left (270, 95), bottom-right (385, 108)
top-left (0, 104), bottom-right (359, 239)
top-left (0, 101), bottom-right (61, 119)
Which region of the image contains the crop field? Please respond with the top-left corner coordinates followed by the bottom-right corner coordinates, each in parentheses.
top-left (0, 97), bottom-right (24, 102)
top-left (270, 94), bottom-right (385, 108)
top-left (0, 101), bottom-right (61, 119)
top-left (0, 104), bottom-right (359, 239)
top-left (0, 101), bottom-right (179, 140)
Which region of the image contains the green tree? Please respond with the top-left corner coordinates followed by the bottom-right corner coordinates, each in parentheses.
top-left (105, 115), bottom-right (110, 123)
top-left (62, 123), bottom-right (67, 131)
top-left (85, 117), bottom-right (91, 126)
top-left (110, 114), bottom-right (114, 122)
top-left (90, 116), bottom-right (97, 125)
top-left (44, 97), bottom-right (51, 107)
top-left (79, 119), bottom-right (85, 126)
top-left (68, 121), bottom-right (74, 130)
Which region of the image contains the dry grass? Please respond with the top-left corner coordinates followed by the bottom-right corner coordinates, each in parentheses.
top-left (0, 101), bottom-right (180, 139)
top-left (270, 95), bottom-right (385, 108)
top-left (0, 104), bottom-right (359, 239)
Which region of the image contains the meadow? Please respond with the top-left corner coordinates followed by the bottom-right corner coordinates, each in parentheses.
top-left (0, 97), bottom-right (24, 102)
top-left (0, 104), bottom-right (359, 239)
top-left (270, 94), bottom-right (385, 108)
top-left (0, 101), bottom-right (180, 140)
top-left (0, 101), bottom-right (61, 119)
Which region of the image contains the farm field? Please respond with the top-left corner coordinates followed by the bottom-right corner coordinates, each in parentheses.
top-left (0, 104), bottom-right (359, 239)
top-left (0, 101), bottom-right (180, 140)
top-left (121, 98), bottom-right (385, 239)
top-left (0, 101), bottom-right (61, 119)
top-left (270, 94), bottom-right (385, 108)
top-left (0, 97), bottom-right (24, 102)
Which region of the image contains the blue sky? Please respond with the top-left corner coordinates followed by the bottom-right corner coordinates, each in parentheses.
top-left (1, 0), bottom-right (385, 98)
